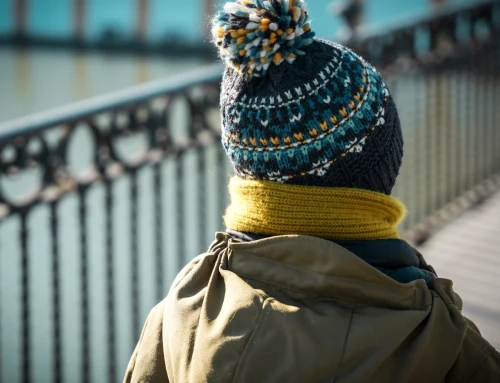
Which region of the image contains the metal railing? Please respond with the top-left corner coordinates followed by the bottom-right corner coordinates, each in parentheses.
top-left (350, 0), bottom-right (500, 240)
top-left (0, 0), bottom-right (499, 382)
top-left (0, 64), bottom-right (227, 383)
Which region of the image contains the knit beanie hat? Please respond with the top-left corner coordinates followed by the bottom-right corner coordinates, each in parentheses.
top-left (212, 0), bottom-right (403, 195)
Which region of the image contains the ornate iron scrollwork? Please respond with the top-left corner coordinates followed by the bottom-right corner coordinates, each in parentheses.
top-left (0, 79), bottom-right (221, 219)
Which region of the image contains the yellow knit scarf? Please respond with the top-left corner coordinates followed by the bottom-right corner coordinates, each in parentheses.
top-left (224, 177), bottom-right (407, 240)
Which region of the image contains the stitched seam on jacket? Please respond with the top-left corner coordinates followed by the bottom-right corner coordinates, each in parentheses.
top-left (332, 303), bottom-right (356, 383)
top-left (236, 250), bottom-right (414, 292)
top-left (237, 272), bottom-right (432, 312)
top-left (231, 297), bottom-right (271, 383)
top-left (238, 272), bottom-right (373, 309)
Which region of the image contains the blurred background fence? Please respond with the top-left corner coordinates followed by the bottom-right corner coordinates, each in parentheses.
top-left (0, 0), bottom-right (499, 382)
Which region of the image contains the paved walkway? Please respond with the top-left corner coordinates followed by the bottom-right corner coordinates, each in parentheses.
top-left (418, 189), bottom-right (500, 349)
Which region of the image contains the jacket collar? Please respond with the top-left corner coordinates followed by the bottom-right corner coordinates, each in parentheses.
top-left (226, 229), bottom-right (421, 269)
top-left (217, 232), bottom-right (433, 310)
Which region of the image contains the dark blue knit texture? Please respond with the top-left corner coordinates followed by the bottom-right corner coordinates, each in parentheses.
top-left (220, 39), bottom-right (403, 195)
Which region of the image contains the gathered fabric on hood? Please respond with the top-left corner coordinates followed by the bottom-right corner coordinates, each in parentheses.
top-left (124, 233), bottom-right (500, 383)
top-left (227, 229), bottom-right (435, 285)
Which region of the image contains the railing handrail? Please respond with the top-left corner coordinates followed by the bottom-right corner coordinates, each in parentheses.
top-left (352, 0), bottom-right (498, 42)
top-left (0, 63), bottom-right (223, 142)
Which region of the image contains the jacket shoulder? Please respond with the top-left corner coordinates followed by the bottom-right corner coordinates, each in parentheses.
top-left (123, 300), bottom-right (169, 383)
top-left (446, 318), bottom-right (500, 382)
top-left (429, 279), bottom-right (500, 382)
top-left (123, 249), bottom-right (219, 383)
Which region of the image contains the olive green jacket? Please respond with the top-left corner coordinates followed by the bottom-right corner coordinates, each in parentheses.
top-left (124, 233), bottom-right (500, 382)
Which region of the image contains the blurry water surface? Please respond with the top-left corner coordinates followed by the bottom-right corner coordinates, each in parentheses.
top-left (0, 48), bottom-right (206, 122)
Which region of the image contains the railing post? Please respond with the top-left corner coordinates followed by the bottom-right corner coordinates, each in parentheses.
top-left (204, 0), bottom-right (216, 40)
top-left (136, 0), bottom-right (149, 42)
top-left (78, 187), bottom-right (90, 383)
top-left (129, 170), bottom-right (140, 346)
top-left (20, 212), bottom-right (30, 383)
top-left (74, 0), bottom-right (86, 42)
top-left (14, 0), bottom-right (28, 40)
top-left (104, 181), bottom-right (116, 383)
top-left (50, 202), bottom-right (63, 383)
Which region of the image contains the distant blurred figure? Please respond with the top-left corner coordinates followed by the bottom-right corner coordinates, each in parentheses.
top-left (429, 0), bottom-right (455, 54)
top-left (431, 0), bottom-right (449, 9)
top-left (330, 0), bottom-right (365, 36)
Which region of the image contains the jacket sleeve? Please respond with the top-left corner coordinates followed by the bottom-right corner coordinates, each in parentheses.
top-left (447, 317), bottom-right (500, 383)
top-left (467, 348), bottom-right (500, 383)
top-left (123, 300), bottom-right (170, 383)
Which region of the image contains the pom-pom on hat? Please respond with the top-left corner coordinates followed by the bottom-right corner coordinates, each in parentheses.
top-left (212, 0), bottom-right (315, 77)
top-left (213, 0), bottom-right (404, 195)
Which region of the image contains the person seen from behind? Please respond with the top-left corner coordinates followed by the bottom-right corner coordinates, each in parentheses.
top-left (124, 0), bottom-right (500, 381)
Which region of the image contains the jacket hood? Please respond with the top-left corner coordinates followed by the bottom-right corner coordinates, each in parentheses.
top-left (228, 233), bottom-right (432, 309)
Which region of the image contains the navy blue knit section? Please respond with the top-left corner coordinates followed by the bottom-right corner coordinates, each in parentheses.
top-left (220, 38), bottom-right (404, 195)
